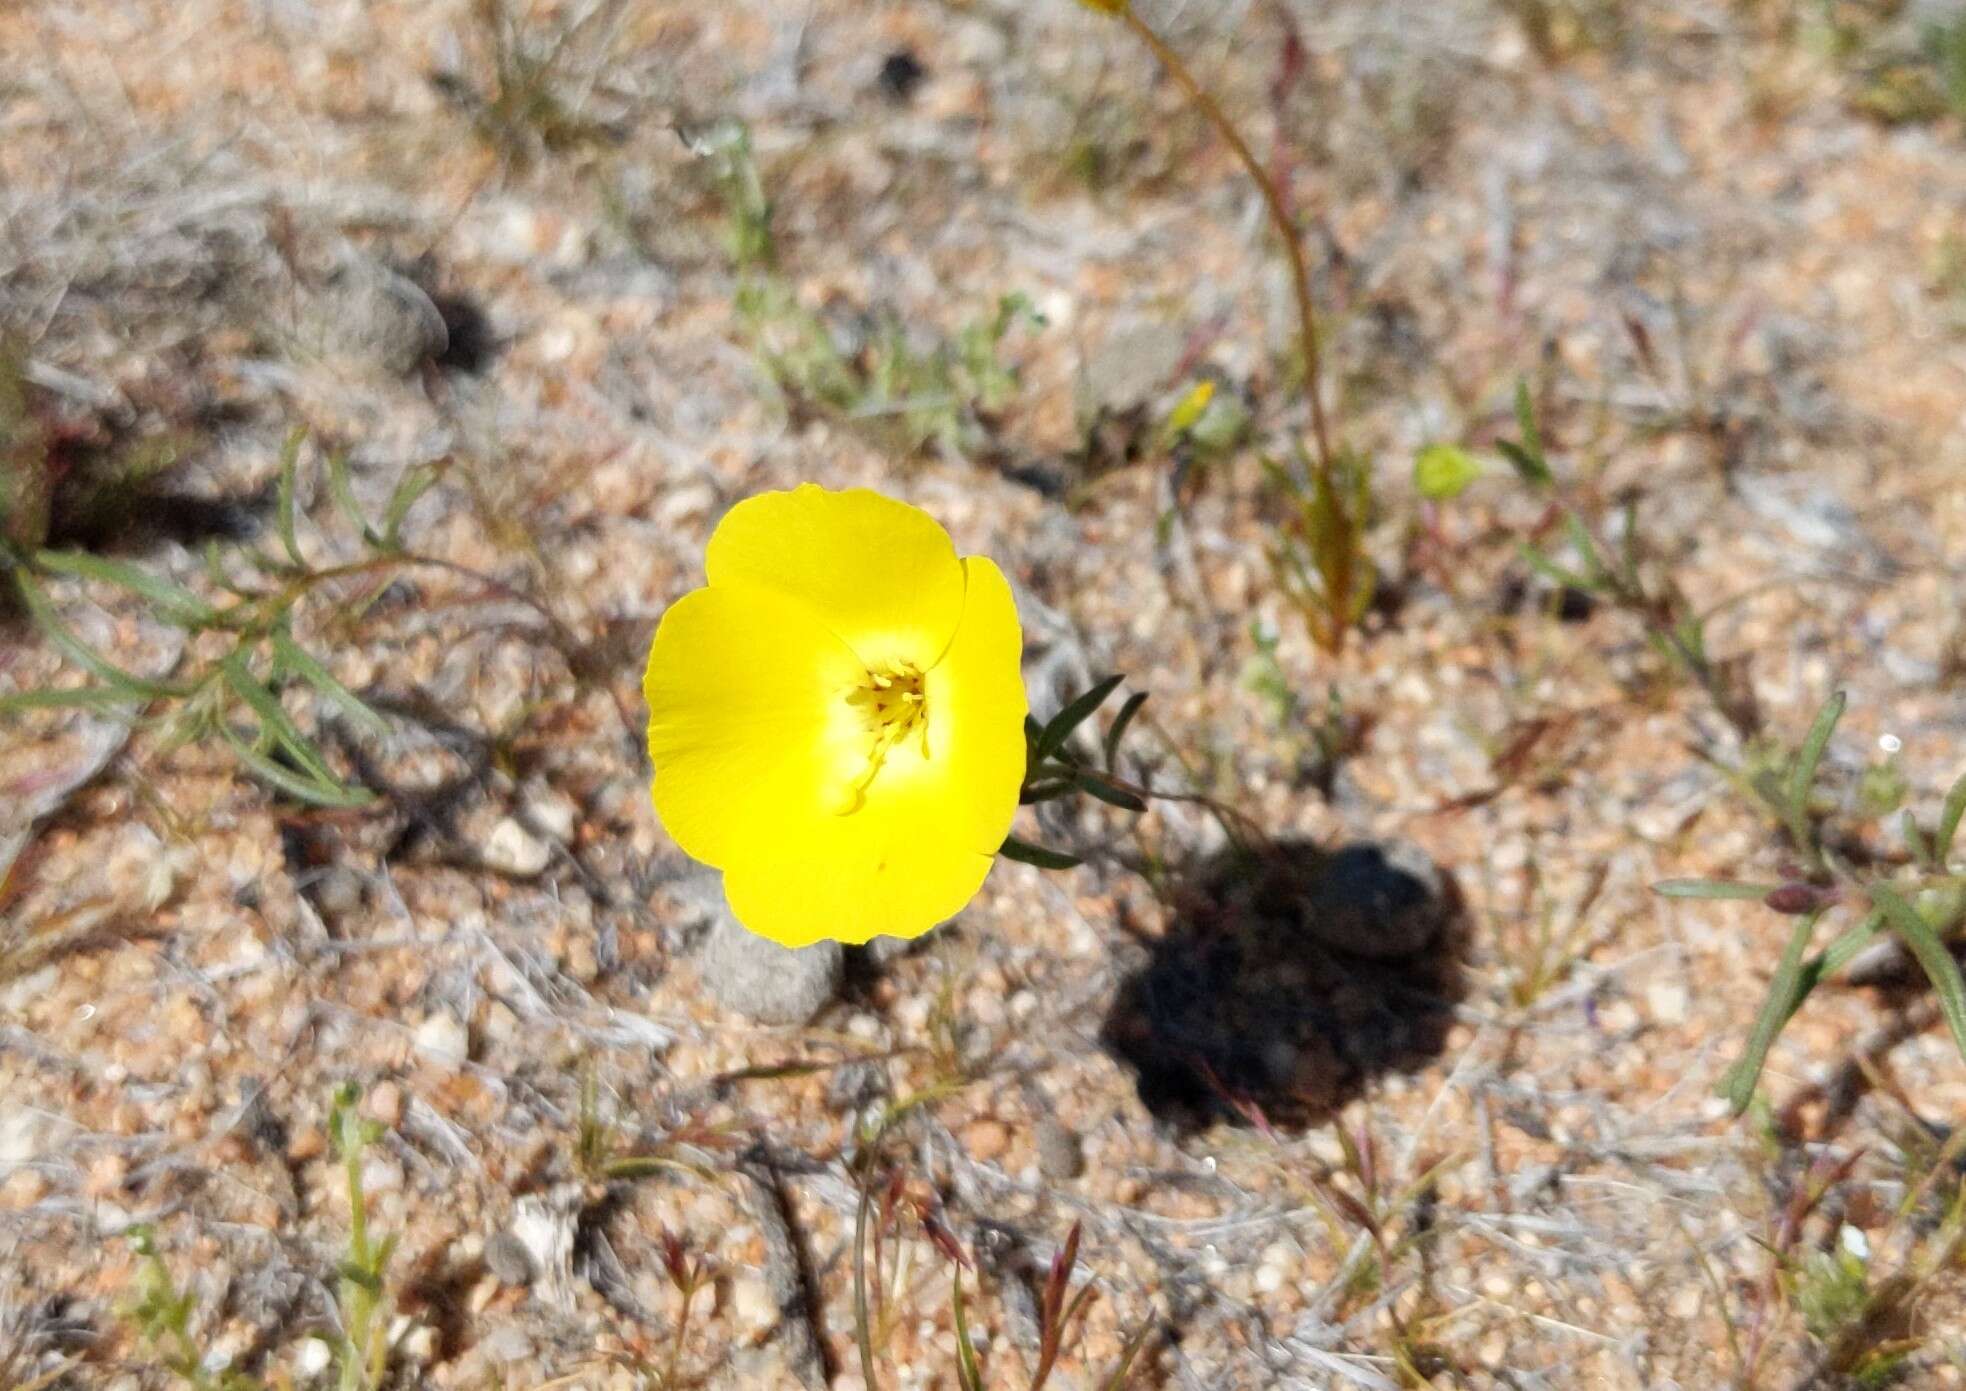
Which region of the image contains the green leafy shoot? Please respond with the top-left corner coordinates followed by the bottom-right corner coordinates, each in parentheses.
top-left (329, 1084), bottom-right (398, 1391)
top-left (1414, 443), bottom-right (1483, 502)
top-left (0, 430), bottom-right (593, 816)
top-left (1661, 689), bottom-right (1966, 1112)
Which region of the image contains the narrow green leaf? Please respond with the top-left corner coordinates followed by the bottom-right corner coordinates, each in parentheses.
top-left (325, 450), bottom-right (376, 544)
top-left (1719, 910), bottom-right (1821, 1115)
top-left (1788, 691), bottom-right (1847, 816)
top-left (1514, 377), bottom-right (1542, 462)
top-left (951, 1273), bottom-right (986, 1391)
top-left (1501, 379), bottom-right (1553, 487)
top-left (1796, 910), bottom-right (1884, 1008)
top-left (1905, 808), bottom-right (1936, 871)
top-left (336, 1261), bottom-right (382, 1294)
top-left (13, 568), bottom-right (186, 698)
top-left (379, 461), bottom-right (445, 550)
top-left (1518, 543), bottom-right (1596, 595)
top-left (1099, 1322), bottom-right (1156, 1391)
top-left (1073, 767), bottom-right (1148, 812)
top-left (1655, 879), bottom-right (1780, 901)
top-left (1936, 771), bottom-right (1966, 865)
top-left (202, 540), bottom-right (235, 595)
top-left (1716, 912), bottom-right (1883, 1088)
top-left (1104, 690), bottom-right (1149, 773)
top-left (0, 684), bottom-right (144, 714)
top-left (1616, 498), bottom-right (1643, 592)
top-left (1871, 883), bottom-right (1966, 1066)
top-left (1020, 778), bottom-right (1078, 805)
top-left (1561, 513), bottom-right (1605, 586)
top-left (1496, 439), bottom-right (1551, 489)
top-left (219, 652), bottom-right (340, 787)
top-left (1036, 674), bottom-right (1125, 764)
top-left (275, 426), bottom-right (306, 569)
top-left (218, 724), bottom-right (373, 808)
top-left (270, 631), bottom-right (390, 738)
top-left (999, 835), bottom-right (1081, 870)
top-left (34, 550), bottom-right (217, 627)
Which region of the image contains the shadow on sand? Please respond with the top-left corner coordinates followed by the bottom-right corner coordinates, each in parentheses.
top-left (1101, 838), bottom-right (1470, 1135)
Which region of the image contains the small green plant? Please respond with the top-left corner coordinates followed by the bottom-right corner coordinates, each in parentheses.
top-left (1500, 861), bottom-right (1608, 1010)
top-left (124, 1089), bottom-right (403, 1390)
top-left (1, 433), bottom-right (412, 804)
top-left (1074, 1), bottom-right (1370, 654)
top-left (0, 429), bottom-right (605, 809)
top-left (439, 0), bottom-right (626, 165)
top-left (1505, 381), bottom-right (1762, 740)
top-left (1297, 1122), bottom-right (1462, 1384)
top-left (606, 1234), bottom-right (715, 1391)
top-left (1809, 0), bottom-right (1966, 125)
top-left (948, 1222), bottom-right (1154, 1391)
top-left (123, 1228), bottom-right (262, 1391)
top-left (1659, 693), bottom-right (1966, 1113)
top-left (1724, 1133), bottom-right (1966, 1387)
top-left (1499, 0), bottom-right (1628, 63)
top-left (328, 1084), bottom-right (398, 1391)
top-left (1002, 670), bottom-right (1271, 868)
top-left (572, 1066), bottom-right (727, 1185)
top-left (697, 122), bottom-right (1042, 463)
top-left (1263, 447), bottom-right (1377, 655)
top-left (0, 342), bottom-right (196, 555)
top-left (853, 1151), bottom-right (1152, 1391)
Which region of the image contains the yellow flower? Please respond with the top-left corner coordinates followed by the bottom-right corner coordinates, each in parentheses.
top-left (1078, 0), bottom-right (1130, 12)
top-left (644, 485), bottom-right (1027, 947)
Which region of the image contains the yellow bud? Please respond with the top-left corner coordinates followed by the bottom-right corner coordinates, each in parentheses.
top-left (1077, 0), bottom-right (1130, 13)
top-left (1163, 380), bottom-right (1216, 437)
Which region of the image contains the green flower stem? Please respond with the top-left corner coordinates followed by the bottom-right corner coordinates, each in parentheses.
top-left (1113, 5), bottom-right (1335, 475)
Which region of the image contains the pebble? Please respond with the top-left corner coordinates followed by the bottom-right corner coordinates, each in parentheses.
top-left (484, 817), bottom-right (552, 878)
top-left (309, 866), bottom-right (365, 917)
top-left (1035, 1116), bottom-right (1084, 1181)
top-left (397, 1323), bottom-right (438, 1364)
top-left (729, 1274), bottom-right (779, 1333)
top-left (523, 784), bottom-right (579, 843)
top-left (301, 253), bottom-right (447, 377)
top-left (0, 1105), bottom-right (60, 1169)
top-left (962, 1119), bottom-right (1011, 1164)
top-left (1644, 981), bottom-right (1689, 1025)
top-left (698, 908), bottom-right (842, 1026)
top-left (485, 1230), bottom-right (535, 1287)
top-left (295, 1339), bottom-right (333, 1378)
top-left (414, 1012), bottom-right (471, 1068)
top-left (366, 1081), bottom-right (404, 1127)
top-left (0, 964), bottom-right (58, 1017)
top-left (360, 1153), bottom-right (405, 1195)
top-left (481, 1325), bottom-right (534, 1364)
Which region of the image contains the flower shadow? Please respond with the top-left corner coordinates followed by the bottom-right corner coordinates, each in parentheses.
top-left (1100, 838), bottom-right (1469, 1135)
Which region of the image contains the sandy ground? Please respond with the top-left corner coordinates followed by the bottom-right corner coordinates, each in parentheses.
top-left (5, 0), bottom-right (1966, 1387)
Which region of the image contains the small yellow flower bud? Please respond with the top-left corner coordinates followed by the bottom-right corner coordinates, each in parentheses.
top-left (1077, 0), bottom-right (1130, 14)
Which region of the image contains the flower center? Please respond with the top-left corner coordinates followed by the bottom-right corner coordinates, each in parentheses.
top-left (837, 663), bottom-right (929, 813)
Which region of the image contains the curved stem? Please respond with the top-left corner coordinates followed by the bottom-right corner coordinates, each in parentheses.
top-left (1120, 6), bottom-right (1335, 476)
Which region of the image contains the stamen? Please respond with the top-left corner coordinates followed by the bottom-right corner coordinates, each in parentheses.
top-left (837, 661), bottom-right (929, 814)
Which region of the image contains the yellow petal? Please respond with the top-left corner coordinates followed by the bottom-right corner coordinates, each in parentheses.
top-left (722, 827), bottom-right (997, 949)
top-left (713, 556), bottom-right (1028, 947)
top-left (643, 582), bottom-right (865, 872)
top-left (919, 556), bottom-right (1029, 852)
top-left (705, 484), bottom-right (966, 672)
